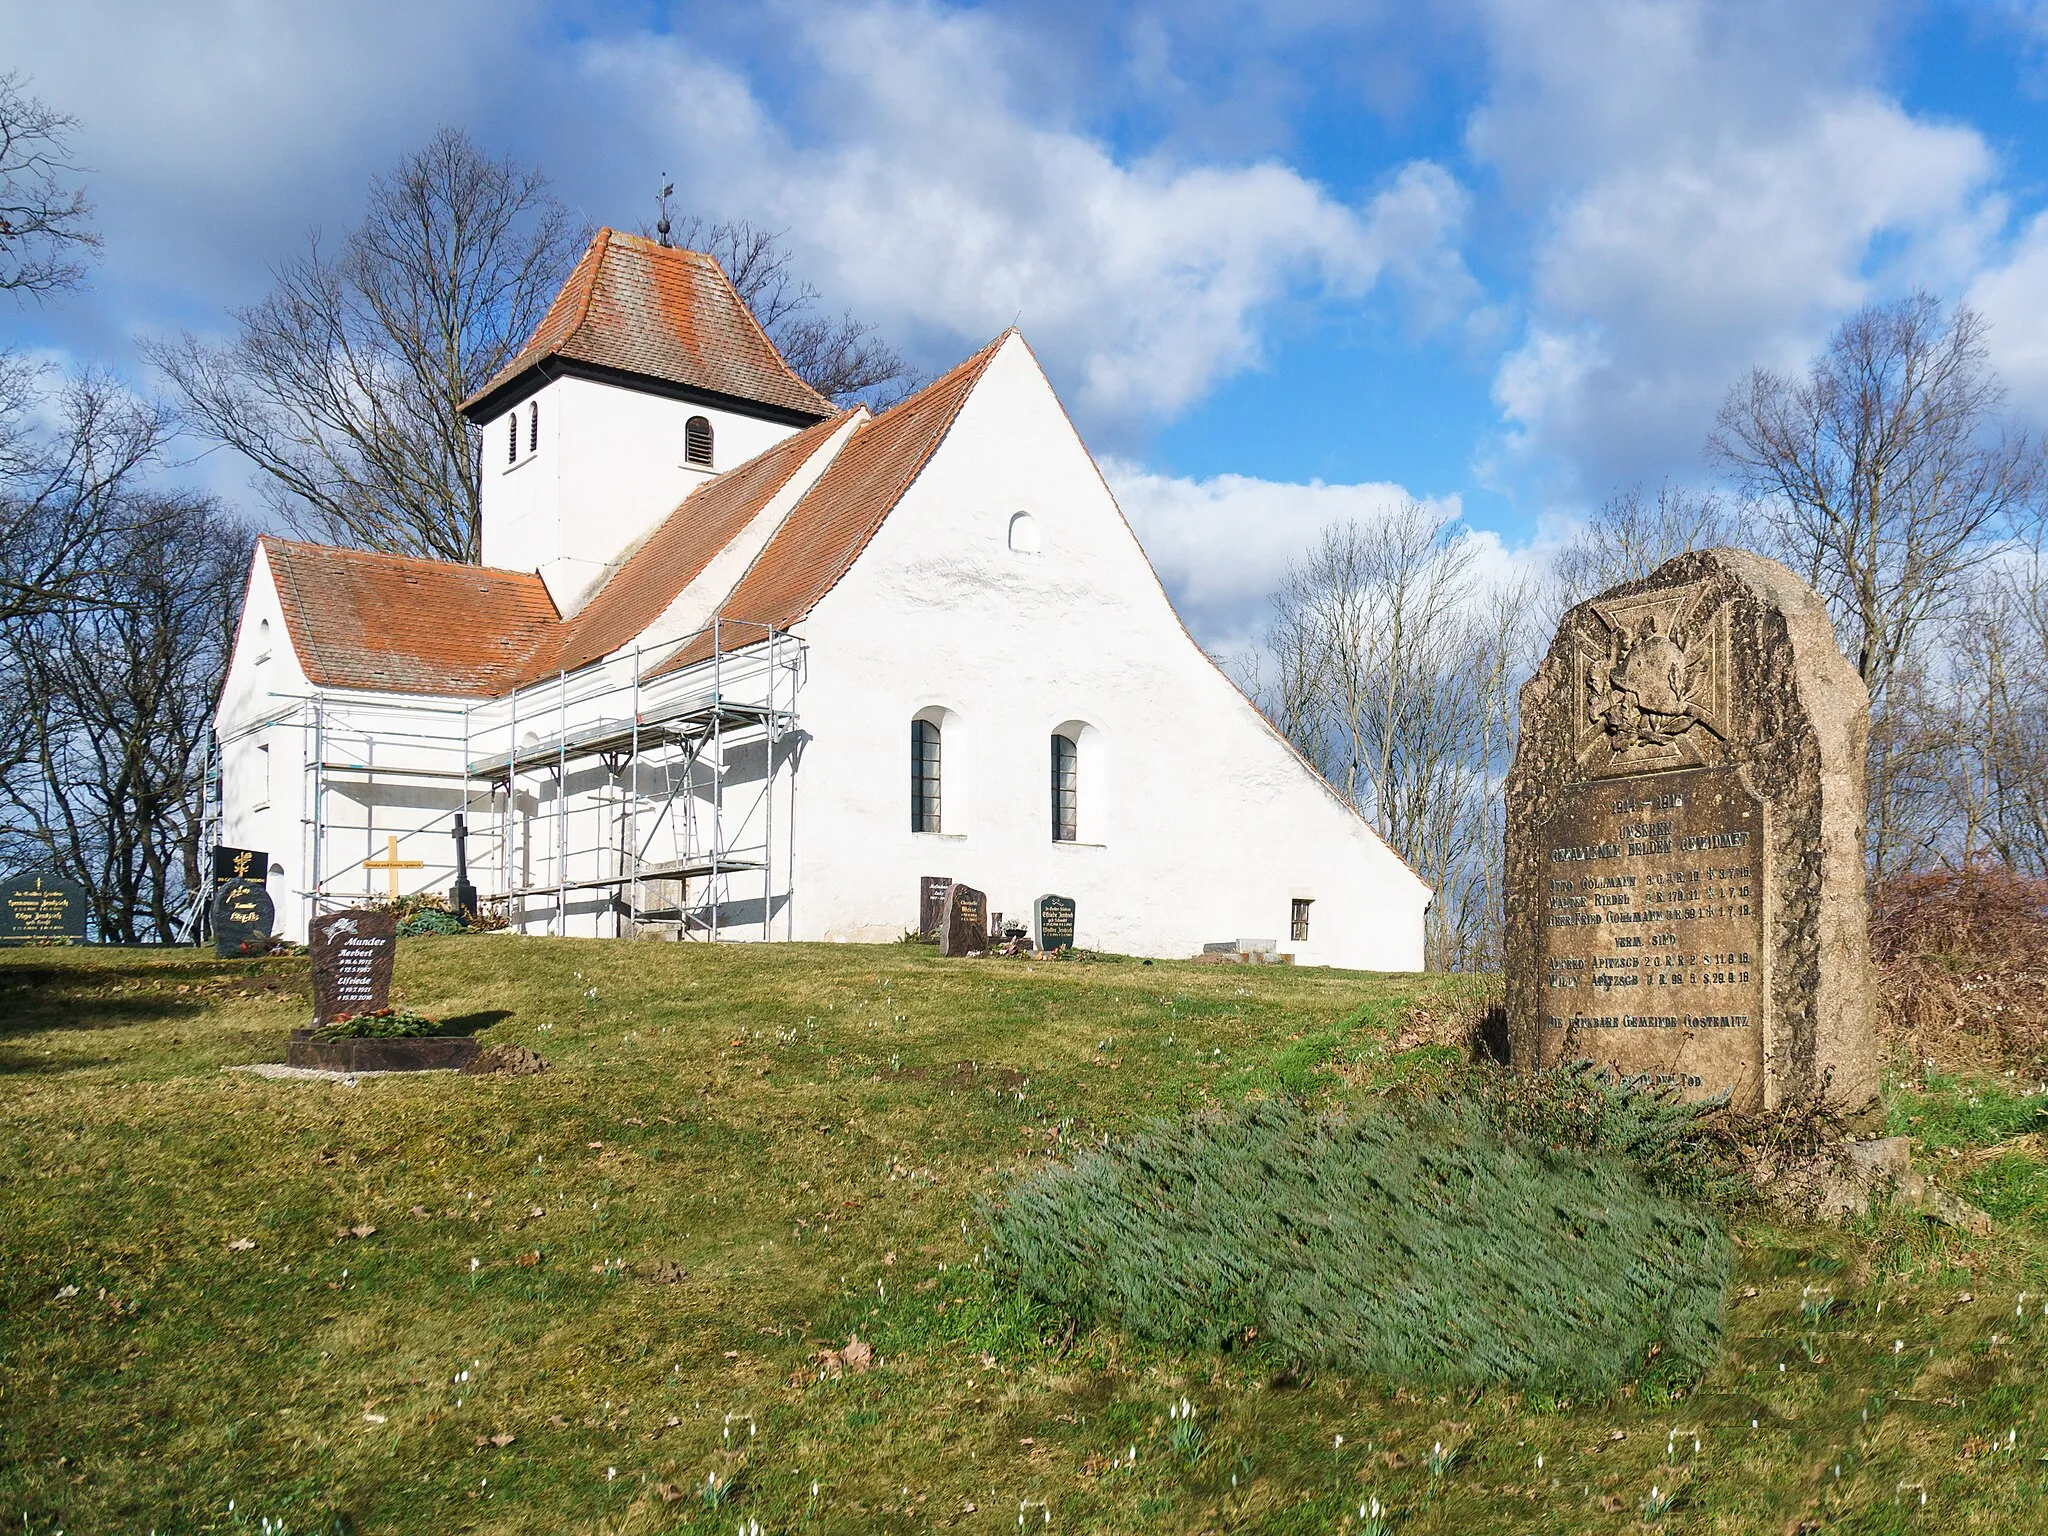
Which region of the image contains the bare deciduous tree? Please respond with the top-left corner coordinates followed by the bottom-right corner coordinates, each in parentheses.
top-left (0, 71), bottom-right (98, 299)
top-left (1710, 293), bottom-right (2041, 712)
top-left (150, 128), bottom-right (587, 563)
top-left (1551, 480), bottom-right (1732, 618)
top-left (0, 495), bottom-right (251, 938)
top-left (657, 212), bottom-right (913, 406)
top-left (0, 359), bottom-right (172, 627)
top-left (1255, 501), bottom-right (1535, 968)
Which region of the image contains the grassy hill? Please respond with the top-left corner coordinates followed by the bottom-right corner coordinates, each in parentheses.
top-left (3, 937), bottom-right (2045, 1534)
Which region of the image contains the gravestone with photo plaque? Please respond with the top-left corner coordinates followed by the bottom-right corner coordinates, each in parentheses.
top-left (1505, 548), bottom-right (1878, 1119)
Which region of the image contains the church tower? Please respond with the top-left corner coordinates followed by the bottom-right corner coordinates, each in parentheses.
top-left (459, 229), bottom-right (834, 612)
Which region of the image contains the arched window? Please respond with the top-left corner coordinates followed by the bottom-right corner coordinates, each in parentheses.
top-left (507, 412), bottom-right (518, 464)
top-left (685, 414), bottom-right (714, 467)
top-left (1050, 732), bottom-right (1078, 842)
top-left (528, 400), bottom-right (539, 454)
top-left (1007, 511), bottom-right (1040, 554)
top-left (911, 717), bottom-right (942, 833)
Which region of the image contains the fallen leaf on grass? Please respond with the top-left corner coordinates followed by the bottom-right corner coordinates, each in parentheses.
top-left (409, 1205), bottom-right (429, 1218)
top-left (349, 1224), bottom-right (376, 1239)
top-left (227, 1238), bottom-right (255, 1251)
top-left (546, 1415), bottom-right (568, 1428)
top-left (723, 1350), bottom-right (741, 1360)
top-left (1599, 1495), bottom-right (1628, 1513)
top-left (55, 1285), bottom-right (78, 1300)
top-left (491, 1432), bottom-right (514, 1447)
top-left (363, 1413), bottom-right (387, 1425)
top-left (818, 1334), bottom-right (874, 1378)
top-left (515, 1251), bottom-right (541, 1268)
top-left (655, 1483), bottom-right (684, 1503)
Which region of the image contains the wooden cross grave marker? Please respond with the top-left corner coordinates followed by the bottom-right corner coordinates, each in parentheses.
top-left (363, 834), bottom-right (425, 898)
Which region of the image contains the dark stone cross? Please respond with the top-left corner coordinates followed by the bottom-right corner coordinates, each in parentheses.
top-left (450, 814), bottom-right (478, 918)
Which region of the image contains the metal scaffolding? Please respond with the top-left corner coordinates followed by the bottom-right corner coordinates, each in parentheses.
top-left (267, 618), bottom-right (802, 940)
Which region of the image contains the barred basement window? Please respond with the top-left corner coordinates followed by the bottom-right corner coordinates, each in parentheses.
top-left (911, 717), bottom-right (942, 833)
top-left (1050, 732), bottom-right (1078, 843)
top-left (1291, 898), bottom-right (1312, 942)
top-left (507, 411), bottom-right (517, 464)
top-left (528, 399), bottom-right (539, 453)
top-left (685, 414), bottom-right (714, 467)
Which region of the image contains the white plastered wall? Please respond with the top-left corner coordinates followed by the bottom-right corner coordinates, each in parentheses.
top-left (480, 375), bottom-right (805, 612)
top-left (214, 544), bottom-right (314, 933)
top-left (787, 335), bottom-right (1430, 970)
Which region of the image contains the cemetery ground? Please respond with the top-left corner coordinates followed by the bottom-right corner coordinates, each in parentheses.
top-left (3, 941), bottom-right (2046, 1535)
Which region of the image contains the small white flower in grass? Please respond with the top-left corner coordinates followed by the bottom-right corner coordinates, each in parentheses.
top-left (606, 1467), bottom-right (616, 1481)
top-left (470, 1257), bottom-right (480, 1273)
top-left (1334, 1434), bottom-right (1343, 1448)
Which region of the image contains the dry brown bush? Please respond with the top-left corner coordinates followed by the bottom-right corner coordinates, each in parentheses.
top-left (1870, 865), bottom-right (2048, 1075)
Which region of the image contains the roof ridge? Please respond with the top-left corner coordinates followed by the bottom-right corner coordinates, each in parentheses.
top-left (646, 333), bottom-right (1013, 680)
top-left (257, 534), bottom-right (551, 589)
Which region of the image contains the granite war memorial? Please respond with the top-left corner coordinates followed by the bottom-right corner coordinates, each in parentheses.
top-left (1505, 548), bottom-right (1878, 1118)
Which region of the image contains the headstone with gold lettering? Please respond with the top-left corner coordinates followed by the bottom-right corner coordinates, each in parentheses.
top-left (1505, 548), bottom-right (1877, 1118)
top-left (212, 878), bottom-right (276, 957)
top-left (1, 871), bottom-right (88, 944)
top-left (938, 883), bottom-right (987, 958)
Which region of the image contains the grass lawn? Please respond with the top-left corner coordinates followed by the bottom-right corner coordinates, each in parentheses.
top-left (3, 937), bottom-right (2046, 1534)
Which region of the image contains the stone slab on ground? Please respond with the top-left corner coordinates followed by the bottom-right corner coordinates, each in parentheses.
top-left (285, 1034), bottom-right (480, 1073)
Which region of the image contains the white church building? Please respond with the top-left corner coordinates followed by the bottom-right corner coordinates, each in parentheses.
top-left (214, 229), bottom-right (1428, 968)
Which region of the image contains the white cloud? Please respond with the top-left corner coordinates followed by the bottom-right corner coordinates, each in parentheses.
top-left (1103, 457), bottom-right (1462, 648)
top-left (1968, 210), bottom-right (2048, 418)
top-left (579, 2), bottom-right (1478, 423)
top-left (1470, 0), bottom-right (2002, 492)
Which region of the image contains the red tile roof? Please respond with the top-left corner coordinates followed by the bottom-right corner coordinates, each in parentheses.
top-left (534, 411), bottom-right (855, 677)
top-left (650, 333), bottom-right (1009, 678)
top-left (261, 538), bottom-right (559, 696)
top-left (461, 230), bottom-right (833, 422)
top-left (268, 335), bottom-right (1008, 697)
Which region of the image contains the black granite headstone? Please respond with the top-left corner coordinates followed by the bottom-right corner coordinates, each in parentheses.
top-left (1035, 894), bottom-right (1076, 951)
top-left (938, 883), bottom-right (987, 958)
top-left (212, 845), bottom-right (268, 884)
top-left (309, 908), bottom-right (399, 1024)
top-left (919, 875), bottom-right (954, 941)
top-left (212, 878), bottom-right (276, 957)
top-left (1, 871), bottom-right (88, 944)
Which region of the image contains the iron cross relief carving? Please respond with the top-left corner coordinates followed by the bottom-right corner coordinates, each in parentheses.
top-left (1571, 580), bottom-right (1736, 777)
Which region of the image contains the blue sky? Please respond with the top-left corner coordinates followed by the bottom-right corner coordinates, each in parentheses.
top-left (9, 1), bottom-right (2048, 648)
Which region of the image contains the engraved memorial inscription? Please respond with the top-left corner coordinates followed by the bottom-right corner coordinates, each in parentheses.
top-left (1536, 765), bottom-right (1764, 1101)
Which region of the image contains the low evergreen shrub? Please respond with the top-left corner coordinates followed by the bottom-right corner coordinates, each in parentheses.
top-left (985, 1096), bottom-right (1729, 1394)
top-left (1470, 1060), bottom-right (1751, 1209)
top-left (309, 1007), bottom-right (440, 1041)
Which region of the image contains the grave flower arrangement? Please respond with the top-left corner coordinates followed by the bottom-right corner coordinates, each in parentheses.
top-left (309, 1007), bottom-right (441, 1041)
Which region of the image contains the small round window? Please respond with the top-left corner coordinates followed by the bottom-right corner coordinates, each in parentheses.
top-left (1007, 511), bottom-right (1041, 555)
